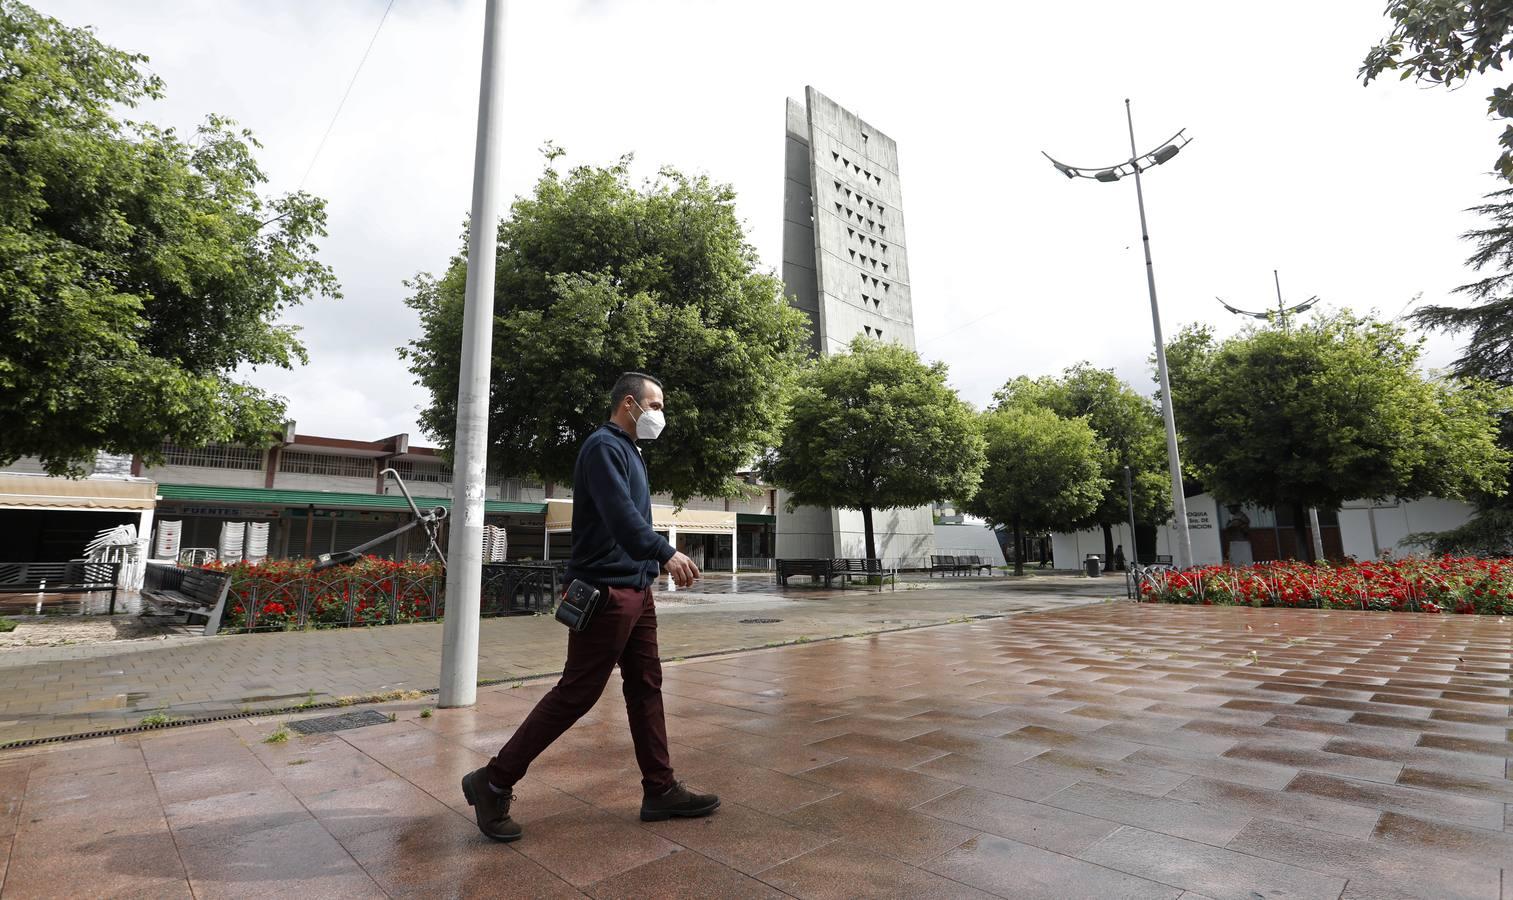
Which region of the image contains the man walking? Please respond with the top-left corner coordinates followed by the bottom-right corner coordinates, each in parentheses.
top-left (462, 372), bottom-right (719, 842)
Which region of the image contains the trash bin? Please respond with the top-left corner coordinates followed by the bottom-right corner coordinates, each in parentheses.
top-left (1084, 554), bottom-right (1102, 577)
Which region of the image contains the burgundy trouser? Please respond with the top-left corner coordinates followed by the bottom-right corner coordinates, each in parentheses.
top-left (487, 585), bottom-right (675, 794)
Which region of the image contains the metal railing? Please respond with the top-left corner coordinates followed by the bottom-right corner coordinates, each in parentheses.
top-left (219, 571), bottom-right (445, 632)
top-left (481, 563), bottom-right (559, 616)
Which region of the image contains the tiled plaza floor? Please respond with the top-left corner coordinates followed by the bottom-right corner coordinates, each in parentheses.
top-left (0, 602), bottom-right (1509, 898)
top-left (0, 574), bottom-right (1110, 742)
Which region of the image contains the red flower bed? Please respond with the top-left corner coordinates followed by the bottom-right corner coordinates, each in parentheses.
top-left (1137, 556), bottom-right (1513, 615)
top-left (202, 557), bottom-right (443, 631)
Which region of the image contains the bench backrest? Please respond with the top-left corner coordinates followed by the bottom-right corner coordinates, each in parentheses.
top-left (180, 569), bottom-right (232, 604)
top-left (778, 559), bottom-right (831, 573)
top-left (832, 558), bottom-right (885, 573)
top-left (931, 555), bottom-right (955, 565)
top-left (0, 561), bottom-right (119, 588)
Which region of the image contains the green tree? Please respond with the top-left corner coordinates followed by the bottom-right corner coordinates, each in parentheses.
top-left (1165, 313), bottom-right (1508, 560)
top-left (403, 153), bottom-right (810, 503)
top-left (0, 2), bottom-right (339, 475)
top-left (994, 363), bottom-right (1170, 565)
top-left (760, 338), bottom-right (985, 560)
top-left (963, 406), bottom-right (1106, 576)
top-left (1412, 187), bottom-right (1513, 383)
top-left (1361, 1), bottom-right (1513, 180)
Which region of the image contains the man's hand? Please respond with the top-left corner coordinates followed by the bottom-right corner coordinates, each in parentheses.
top-left (663, 551), bottom-right (701, 588)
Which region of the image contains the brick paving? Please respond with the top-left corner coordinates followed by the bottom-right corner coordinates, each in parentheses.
top-left (0, 602), bottom-right (1508, 898)
top-left (0, 574), bottom-right (1108, 743)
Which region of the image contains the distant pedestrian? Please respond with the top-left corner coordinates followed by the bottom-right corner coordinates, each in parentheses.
top-left (462, 372), bottom-right (718, 842)
top-left (1113, 544), bottom-right (1126, 571)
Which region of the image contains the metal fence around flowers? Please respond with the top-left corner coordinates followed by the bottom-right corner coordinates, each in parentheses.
top-left (222, 572), bottom-right (446, 632)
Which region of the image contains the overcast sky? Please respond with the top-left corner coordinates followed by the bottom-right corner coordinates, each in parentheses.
top-left (39, 0), bottom-right (1500, 445)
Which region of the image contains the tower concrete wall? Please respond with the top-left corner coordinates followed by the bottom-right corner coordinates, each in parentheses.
top-left (776, 87), bottom-right (936, 565)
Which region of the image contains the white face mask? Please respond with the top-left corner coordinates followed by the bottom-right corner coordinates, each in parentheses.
top-left (632, 399), bottom-right (666, 440)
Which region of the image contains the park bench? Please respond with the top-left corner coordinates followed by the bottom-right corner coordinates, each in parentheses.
top-left (962, 555), bottom-right (995, 575)
top-left (930, 555), bottom-right (960, 577)
top-left (0, 561), bottom-right (122, 612)
top-left (832, 558), bottom-right (897, 590)
top-left (776, 558), bottom-right (838, 588)
top-left (141, 563), bottom-right (232, 635)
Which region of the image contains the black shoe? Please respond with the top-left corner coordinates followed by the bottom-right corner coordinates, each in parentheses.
top-left (461, 767), bottom-right (523, 842)
top-left (640, 781), bottom-right (720, 822)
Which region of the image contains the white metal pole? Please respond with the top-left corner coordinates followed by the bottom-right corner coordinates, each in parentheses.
top-left (440, 0), bottom-right (507, 708)
top-left (1125, 99), bottom-right (1193, 570)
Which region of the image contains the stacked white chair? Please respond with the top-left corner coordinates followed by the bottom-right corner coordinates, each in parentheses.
top-left (218, 521), bottom-right (246, 564)
top-left (244, 521), bottom-right (270, 564)
top-left (481, 525), bottom-right (509, 562)
top-left (153, 520), bottom-right (183, 560)
top-left (84, 524), bottom-right (140, 587)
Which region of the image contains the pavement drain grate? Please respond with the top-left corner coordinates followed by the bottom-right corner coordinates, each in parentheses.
top-left (738, 618), bottom-right (782, 624)
top-left (288, 710), bottom-right (392, 735)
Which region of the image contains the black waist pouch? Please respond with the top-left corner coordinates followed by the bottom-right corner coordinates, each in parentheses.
top-left (555, 579), bottom-right (603, 633)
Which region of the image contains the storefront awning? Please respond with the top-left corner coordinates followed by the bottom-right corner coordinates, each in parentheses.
top-left (155, 483), bottom-right (546, 516)
top-left (0, 473), bottom-right (157, 512)
top-left (545, 499), bottom-right (736, 534)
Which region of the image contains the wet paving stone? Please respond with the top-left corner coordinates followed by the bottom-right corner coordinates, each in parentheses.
top-left (0, 602), bottom-right (1508, 898)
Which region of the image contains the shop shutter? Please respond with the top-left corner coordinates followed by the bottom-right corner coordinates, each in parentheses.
top-left (334, 520), bottom-right (401, 561)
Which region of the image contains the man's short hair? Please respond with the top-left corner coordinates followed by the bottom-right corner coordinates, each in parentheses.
top-left (609, 371), bottom-right (662, 416)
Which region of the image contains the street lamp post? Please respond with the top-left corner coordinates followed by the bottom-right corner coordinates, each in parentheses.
top-left (1123, 464), bottom-right (1138, 568)
top-left (439, 0), bottom-right (508, 708)
top-left (1044, 100), bottom-right (1194, 569)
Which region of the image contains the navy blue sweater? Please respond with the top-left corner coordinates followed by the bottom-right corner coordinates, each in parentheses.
top-left (564, 423), bottom-right (676, 589)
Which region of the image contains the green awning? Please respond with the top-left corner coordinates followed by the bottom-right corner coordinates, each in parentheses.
top-left (154, 483), bottom-right (546, 515)
top-left (737, 513), bottom-right (776, 525)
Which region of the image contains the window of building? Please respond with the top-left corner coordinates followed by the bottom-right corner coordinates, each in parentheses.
top-left (871, 277), bottom-right (880, 288)
top-left (882, 281), bottom-right (890, 292)
top-left (876, 328), bottom-right (883, 339)
top-left (879, 224), bottom-right (887, 234)
top-left (834, 202), bottom-right (842, 213)
top-left (391, 460), bottom-right (452, 484)
top-left (832, 151), bottom-right (839, 162)
top-left (860, 273), bottom-right (868, 286)
top-left (160, 442), bottom-right (264, 471)
top-left (874, 174), bottom-right (882, 184)
top-left (849, 249), bottom-right (856, 260)
top-left (279, 451), bottom-right (375, 479)
top-left (867, 218), bottom-right (875, 229)
top-left (881, 262), bottom-right (889, 273)
top-left (863, 325), bottom-right (873, 336)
